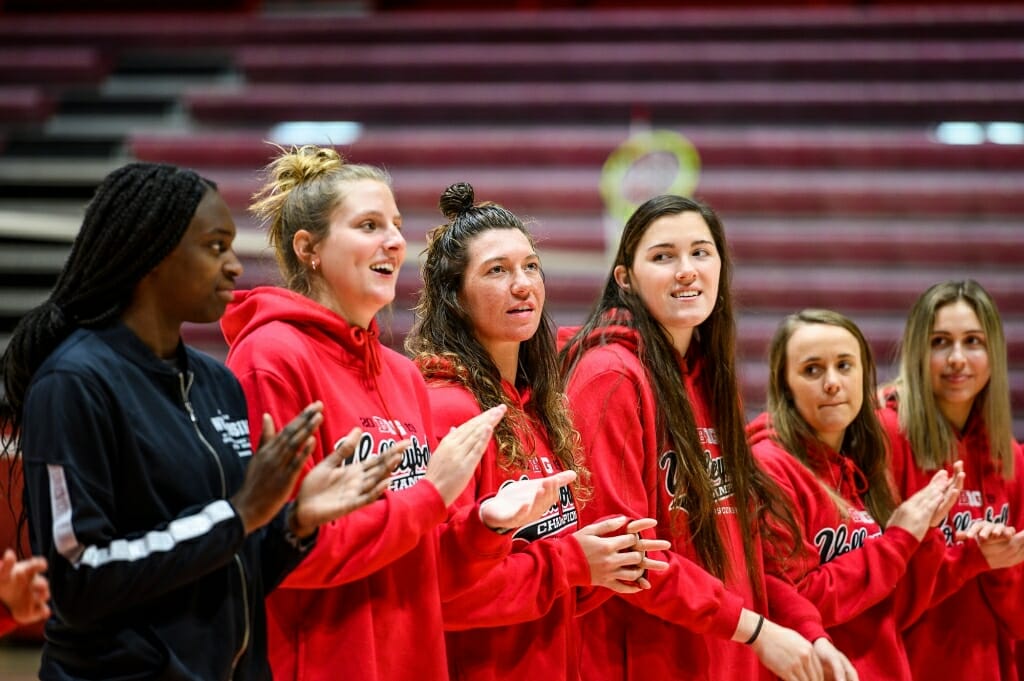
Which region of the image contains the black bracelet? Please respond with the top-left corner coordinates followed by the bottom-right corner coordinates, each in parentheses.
top-left (744, 614), bottom-right (765, 645)
top-left (282, 503), bottom-right (317, 551)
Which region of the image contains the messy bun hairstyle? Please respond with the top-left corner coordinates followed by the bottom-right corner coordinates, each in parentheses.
top-left (250, 144), bottom-right (391, 295)
top-left (437, 181), bottom-right (475, 220)
top-left (407, 182), bottom-right (588, 490)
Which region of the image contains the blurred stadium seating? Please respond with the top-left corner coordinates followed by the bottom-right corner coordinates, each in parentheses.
top-left (1, 3), bottom-right (1022, 429)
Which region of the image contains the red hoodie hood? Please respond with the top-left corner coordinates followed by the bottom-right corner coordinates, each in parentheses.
top-left (559, 308), bottom-right (704, 381)
top-left (555, 325), bottom-right (582, 353)
top-left (415, 353), bottom-right (466, 384)
top-left (221, 286), bottom-right (383, 378)
top-left (746, 411), bottom-right (776, 447)
top-left (748, 411), bottom-right (868, 498)
top-left (557, 308), bottom-right (640, 361)
top-left (883, 385), bottom-right (999, 483)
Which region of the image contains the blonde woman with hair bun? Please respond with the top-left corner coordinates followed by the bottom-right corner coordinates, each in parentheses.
top-left (221, 145), bottom-right (569, 681)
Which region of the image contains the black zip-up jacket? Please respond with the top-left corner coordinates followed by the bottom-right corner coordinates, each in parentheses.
top-left (20, 324), bottom-right (311, 680)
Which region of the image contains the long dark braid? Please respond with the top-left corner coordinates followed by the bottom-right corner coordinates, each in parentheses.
top-left (1, 162), bottom-right (211, 532)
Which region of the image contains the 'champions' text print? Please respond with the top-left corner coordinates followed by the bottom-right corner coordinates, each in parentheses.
top-left (504, 461), bottom-right (578, 544)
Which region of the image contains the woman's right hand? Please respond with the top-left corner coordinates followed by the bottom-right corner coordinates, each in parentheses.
top-left (958, 522), bottom-right (1024, 569)
top-left (812, 638), bottom-right (859, 681)
top-left (573, 516), bottom-right (671, 593)
top-left (425, 405), bottom-right (507, 506)
top-left (479, 470), bottom-right (577, 532)
top-left (289, 427), bottom-right (407, 538)
top-left (929, 461), bottom-right (964, 527)
top-left (886, 465), bottom-right (961, 541)
top-left (230, 402), bottom-right (324, 535)
top-left (0, 549), bottom-right (50, 625)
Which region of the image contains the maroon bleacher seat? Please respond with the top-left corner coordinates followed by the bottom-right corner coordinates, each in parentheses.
top-left (3, 6), bottom-right (1024, 48)
top-left (235, 41), bottom-right (1024, 84)
top-left (195, 164), bottom-right (1024, 219)
top-left (185, 80), bottom-right (1024, 126)
top-left (0, 87), bottom-right (53, 124)
top-left (128, 128), bottom-right (1024, 171)
top-left (0, 48), bottom-right (109, 85)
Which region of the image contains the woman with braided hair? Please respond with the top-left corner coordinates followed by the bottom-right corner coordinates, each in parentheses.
top-left (0, 162), bottom-right (407, 680)
top-left (221, 145), bottom-right (566, 681)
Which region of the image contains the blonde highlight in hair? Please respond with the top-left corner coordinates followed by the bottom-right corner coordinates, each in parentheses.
top-left (890, 280), bottom-right (1014, 478)
top-left (250, 144), bottom-right (391, 294)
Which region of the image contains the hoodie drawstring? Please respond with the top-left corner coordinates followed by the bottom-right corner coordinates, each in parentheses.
top-left (349, 325), bottom-right (410, 445)
top-left (349, 326), bottom-right (382, 379)
top-left (837, 456), bottom-right (870, 497)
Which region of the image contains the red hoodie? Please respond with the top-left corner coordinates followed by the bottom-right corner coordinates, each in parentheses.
top-left (881, 393), bottom-right (1024, 680)
top-left (561, 320), bottom-right (826, 681)
top-left (222, 287), bottom-right (511, 681)
top-left (0, 604), bottom-right (15, 638)
top-left (747, 412), bottom-right (978, 680)
top-left (420, 357), bottom-right (590, 681)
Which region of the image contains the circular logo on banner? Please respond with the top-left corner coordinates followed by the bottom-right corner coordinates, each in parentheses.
top-left (600, 130), bottom-right (702, 254)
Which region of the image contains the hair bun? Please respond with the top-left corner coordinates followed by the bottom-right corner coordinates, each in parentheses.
top-left (439, 182), bottom-right (475, 220)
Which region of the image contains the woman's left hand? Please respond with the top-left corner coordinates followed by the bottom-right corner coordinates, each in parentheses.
top-left (0, 548), bottom-right (50, 625)
top-left (812, 637), bottom-right (859, 681)
top-left (479, 471), bottom-right (577, 531)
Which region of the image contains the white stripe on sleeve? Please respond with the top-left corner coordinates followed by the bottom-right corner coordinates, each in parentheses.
top-left (48, 464), bottom-right (81, 563)
top-left (47, 463), bottom-right (237, 569)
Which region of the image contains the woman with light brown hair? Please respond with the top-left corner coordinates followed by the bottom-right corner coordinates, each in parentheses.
top-left (749, 308), bottom-right (965, 680)
top-left (880, 280), bottom-right (1024, 680)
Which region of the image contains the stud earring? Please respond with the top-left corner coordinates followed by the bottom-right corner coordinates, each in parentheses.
top-left (312, 259), bottom-right (319, 272)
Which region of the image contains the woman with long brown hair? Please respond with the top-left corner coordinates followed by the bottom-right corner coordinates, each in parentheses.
top-left (560, 195), bottom-right (857, 680)
top-left (407, 182), bottom-right (669, 681)
top-left (749, 308), bottom-right (966, 679)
